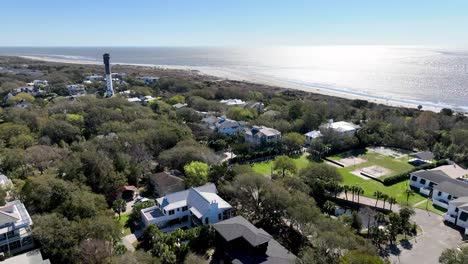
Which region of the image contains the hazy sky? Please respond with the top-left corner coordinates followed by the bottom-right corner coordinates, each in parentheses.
top-left (2, 0), bottom-right (468, 47)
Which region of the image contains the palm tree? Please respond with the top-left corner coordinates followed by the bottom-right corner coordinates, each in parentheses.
top-left (356, 187), bottom-right (364, 204)
top-left (351, 186), bottom-right (356, 203)
top-left (374, 212), bottom-right (386, 225)
top-left (388, 197), bottom-right (397, 211)
top-left (373, 191), bottom-right (383, 207)
top-left (343, 185), bottom-right (350, 200)
top-left (405, 189), bottom-right (415, 205)
top-left (381, 194), bottom-right (389, 209)
top-left (323, 200), bottom-right (336, 216)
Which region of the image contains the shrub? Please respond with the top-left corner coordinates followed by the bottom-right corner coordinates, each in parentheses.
top-left (382, 160), bottom-right (447, 186)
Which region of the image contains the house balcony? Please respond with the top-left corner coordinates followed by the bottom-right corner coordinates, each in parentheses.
top-left (433, 199), bottom-right (449, 209)
top-left (444, 213), bottom-right (457, 224)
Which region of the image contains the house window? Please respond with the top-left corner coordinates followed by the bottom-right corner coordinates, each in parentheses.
top-left (448, 195), bottom-right (452, 200)
top-left (438, 191), bottom-right (442, 196)
top-left (420, 179), bottom-right (426, 184)
top-left (205, 218), bottom-right (209, 224)
top-left (177, 208), bottom-right (180, 212)
top-left (218, 213), bottom-right (221, 220)
top-left (429, 182), bottom-right (435, 188)
top-left (182, 206), bottom-right (188, 211)
top-left (411, 176), bottom-right (417, 181)
top-left (459, 212), bottom-right (468, 221)
top-left (169, 210), bottom-right (175, 215)
top-left (456, 208), bottom-right (459, 212)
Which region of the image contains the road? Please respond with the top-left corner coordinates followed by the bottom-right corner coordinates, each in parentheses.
top-left (389, 209), bottom-right (464, 264)
top-left (336, 194), bottom-right (465, 263)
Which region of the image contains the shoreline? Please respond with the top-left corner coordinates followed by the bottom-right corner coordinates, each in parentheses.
top-left (18, 55), bottom-right (467, 113)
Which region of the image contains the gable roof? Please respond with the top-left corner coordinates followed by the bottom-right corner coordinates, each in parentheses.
top-left (150, 171), bottom-right (184, 189)
top-left (411, 170), bottom-right (450, 184)
top-left (213, 216), bottom-right (272, 247)
top-left (411, 151), bottom-right (435, 161)
top-left (156, 183), bottom-right (219, 211)
top-left (434, 180), bottom-right (468, 198)
top-left (213, 216), bottom-right (296, 264)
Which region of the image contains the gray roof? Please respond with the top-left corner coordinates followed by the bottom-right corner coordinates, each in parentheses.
top-left (434, 180), bottom-right (468, 198)
top-left (213, 216), bottom-right (272, 247)
top-left (213, 216), bottom-right (296, 264)
top-left (411, 151), bottom-right (435, 161)
top-left (411, 170), bottom-right (450, 184)
top-left (216, 119), bottom-right (242, 130)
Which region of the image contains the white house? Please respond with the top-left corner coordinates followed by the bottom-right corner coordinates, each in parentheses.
top-left (444, 197), bottom-right (468, 235)
top-left (320, 120), bottom-right (360, 137)
top-left (409, 170), bottom-right (450, 196)
top-left (410, 168), bottom-right (468, 209)
top-left (31, 80), bottom-right (48, 87)
top-left (304, 130), bottom-right (323, 145)
top-left (432, 180), bottom-right (468, 209)
top-left (0, 201), bottom-right (34, 255)
top-left (66, 84), bottom-right (86, 96)
top-left (220, 99), bottom-right (246, 106)
top-left (244, 126), bottom-right (281, 145)
top-left (141, 183), bottom-right (232, 232)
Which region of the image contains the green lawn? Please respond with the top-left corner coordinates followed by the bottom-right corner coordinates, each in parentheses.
top-left (252, 154), bottom-right (311, 176)
top-left (328, 149), bottom-right (414, 179)
top-left (333, 149), bottom-right (424, 206)
top-left (116, 213), bottom-right (132, 236)
top-left (340, 169), bottom-right (425, 206)
top-left (251, 149), bottom-right (425, 206)
top-left (414, 200), bottom-right (447, 215)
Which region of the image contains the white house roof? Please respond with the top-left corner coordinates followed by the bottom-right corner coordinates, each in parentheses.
top-left (149, 183), bottom-right (231, 221)
top-left (305, 130), bottom-right (323, 138)
top-left (324, 121), bottom-right (360, 133)
top-left (220, 99), bottom-right (246, 106)
top-left (156, 183), bottom-right (219, 211)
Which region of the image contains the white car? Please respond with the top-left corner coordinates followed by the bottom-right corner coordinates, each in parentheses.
top-left (132, 197), bottom-right (150, 207)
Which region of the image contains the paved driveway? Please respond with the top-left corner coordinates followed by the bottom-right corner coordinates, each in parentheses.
top-left (389, 209), bottom-right (465, 264)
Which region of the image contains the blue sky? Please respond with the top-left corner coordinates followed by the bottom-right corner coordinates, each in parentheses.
top-left (1, 0), bottom-right (468, 47)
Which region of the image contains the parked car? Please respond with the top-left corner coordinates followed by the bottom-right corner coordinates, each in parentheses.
top-left (132, 196), bottom-right (150, 207)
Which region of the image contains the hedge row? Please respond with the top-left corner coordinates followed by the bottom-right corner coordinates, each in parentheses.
top-left (382, 159), bottom-right (449, 186)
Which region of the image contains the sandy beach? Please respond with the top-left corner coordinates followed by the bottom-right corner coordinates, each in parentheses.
top-left (19, 55), bottom-right (457, 113)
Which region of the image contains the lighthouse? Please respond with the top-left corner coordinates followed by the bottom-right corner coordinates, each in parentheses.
top-left (103, 53), bottom-right (114, 97)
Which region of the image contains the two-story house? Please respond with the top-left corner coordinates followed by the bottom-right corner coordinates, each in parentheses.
top-left (66, 84), bottom-right (87, 96)
top-left (141, 183), bottom-right (232, 232)
top-left (0, 201), bottom-right (34, 255)
top-left (215, 117), bottom-right (245, 136)
top-left (444, 197), bottom-right (468, 235)
top-left (244, 126), bottom-right (281, 145)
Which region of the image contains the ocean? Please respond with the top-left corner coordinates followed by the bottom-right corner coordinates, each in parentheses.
top-left (0, 46), bottom-right (467, 111)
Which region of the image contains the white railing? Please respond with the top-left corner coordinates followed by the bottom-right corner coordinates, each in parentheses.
top-left (433, 199), bottom-right (449, 209)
